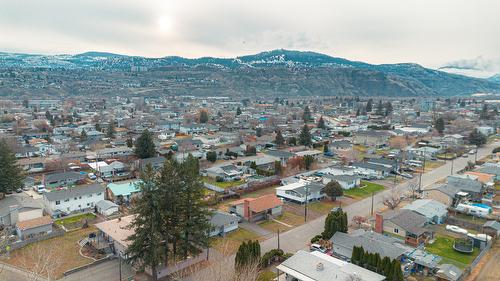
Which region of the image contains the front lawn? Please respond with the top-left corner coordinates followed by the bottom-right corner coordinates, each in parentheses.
top-left (425, 236), bottom-right (479, 269)
top-left (307, 200), bottom-right (340, 214)
top-left (344, 181), bottom-right (385, 199)
top-left (202, 176), bottom-right (245, 189)
top-left (5, 227), bottom-right (96, 278)
top-left (260, 212), bottom-right (305, 233)
top-left (211, 228), bottom-right (261, 255)
top-left (55, 213), bottom-right (96, 227)
top-left (258, 270), bottom-right (277, 281)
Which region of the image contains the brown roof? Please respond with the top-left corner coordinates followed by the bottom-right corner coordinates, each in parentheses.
top-left (16, 216), bottom-right (53, 231)
top-left (248, 194), bottom-right (283, 213)
top-left (94, 215), bottom-right (136, 248)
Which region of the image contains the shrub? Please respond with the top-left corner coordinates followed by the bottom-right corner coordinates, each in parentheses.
top-left (311, 234), bottom-right (322, 244)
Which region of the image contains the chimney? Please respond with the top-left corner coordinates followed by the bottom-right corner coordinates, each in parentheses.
top-left (375, 213), bottom-right (383, 233)
top-left (243, 199), bottom-right (250, 220)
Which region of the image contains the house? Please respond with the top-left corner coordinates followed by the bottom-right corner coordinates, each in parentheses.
top-left (99, 161), bottom-right (131, 181)
top-left (276, 250), bottom-right (385, 281)
top-left (482, 221), bottom-right (500, 238)
top-left (375, 210), bottom-right (432, 247)
top-left (353, 130), bottom-right (391, 148)
top-left (18, 157), bottom-right (47, 173)
top-left (264, 150), bottom-right (296, 164)
top-left (475, 163), bottom-right (500, 181)
top-left (365, 158), bottom-right (399, 173)
top-left (134, 156), bottom-right (166, 171)
top-left (351, 162), bottom-right (391, 179)
top-left (93, 215), bottom-right (207, 279)
top-left (402, 199), bottom-right (448, 224)
top-left (330, 230), bottom-right (407, 261)
top-left (435, 264), bottom-right (464, 281)
top-left (43, 171), bottom-right (86, 189)
top-left (204, 164), bottom-right (243, 181)
top-left (477, 126), bottom-right (495, 136)
top-left (107, 180), bottom-right (141, 203)
top-left (95, 147), bottom-right (134, 159)
top-left (275, 181), bottom-right (325, 204)
top-left (441, 134), bottom-right (464, 146)
top-left (446, 175), bottom-right (484, 198)
top-left (229, 194), bottom-right (283, 222)
top-left (329, 140), bottom-right (352, 151)
top-left (0, 194), bottom-right (44, 227)
top-left (209, 211), bottom-right (239, 237)
top-left (295, 150), bottom-right (322, 160)
top-left (426, 184), bottom-right (457, 207)
top-left (95, 200), bottom-right (119, 216)
top-left (15, 215), bottom-right (53, 240)
top-left (323, 174), bottom-right (361, 190)
top-left (43, 184), bottom-right (105, 217)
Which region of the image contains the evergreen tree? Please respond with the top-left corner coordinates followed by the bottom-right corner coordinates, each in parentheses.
top-left (366, 99), bottom-right (373, 112)
top-left (106, 121), bottom-right (116, 138)
top-left (0, 140), bottom-right (25, 194)
top-left (126, 137), bottom-right (134, 148)
top-left (299, 125), bottom-right (312, 147)
top-left (256, 127), bottom-right (263, 137)
top-left (95, 123), bottom-right (101, 132)
top-left (177, 155), bottom-right (211, 259)
top-left (358, 246), bottom-right (364, 267)
top-left (480, 103), bottom-right (489, 120)
top-left (304, 155), bottom-right (314, 170)
top-left (435, 116), bottom-right (445, 134)
top-left (274, 161), bottom-right (283, 176)
top-left (80, 129), bottom-right (87, 141)
top-left (275, 129), bottom-right (285, 147)
top-left (235, 240), bottom-right (261, 270)
top-left (384, 102), bottom-right (393, 116)
top-left (288, 137), bottom-right (297, 146)
top-left (317, 116), bottom-right (326, 129)
top-left (391, 260), bottom-right (404, 281)
top-left (469, 129), bottom-right (487, 147)
top-left (323, 144), bottom-right (329, 153)
top-left (199, 110), bottom-right (209, 123)
top-left (135, 130), bottom-right (156, 159)
top-left (375, 253), bottom-right (382, 273)
top-left (126, 165), bottom-right (165, 280)
top-left (322, 209), bottom-right (348, 238)
top-left (382, 257), bottom-right (392, 276)
top-left (206, 151), bottom-right (217, 162)
top-left (236, 107), bottom-right (242, 116)
top-left (376, 100), bottom-right (384, 115)
top-left (351, 246), bottom-right (359, 264)
top-left (303, 106), bottom-right (312, 123)
top-left (356, 108), bottom-right (361, 117)
top-left (323, 180), bottom-right (343, 201)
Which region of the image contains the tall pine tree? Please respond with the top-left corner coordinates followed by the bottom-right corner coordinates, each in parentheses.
top-left (0, 140), bottom-right (25, 194)
top-left (135, 130), bottom-right (156, 159)
top-left (126, 165), bottom-right (165, 280)
top-left (299, 125), bottom-right (312, 147)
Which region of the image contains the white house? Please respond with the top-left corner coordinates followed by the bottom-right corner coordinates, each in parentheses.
top-left (323, 174), bottom-right (361, 190)
top-left (43, 184), bottom-right (105, 217)
top-left (276, 181), bottom-right (325, 204)
top-left (209, 211), bottom-right (239, 237)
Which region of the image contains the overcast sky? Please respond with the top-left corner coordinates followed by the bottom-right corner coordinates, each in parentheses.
top-left (1, 0), bottom-right (499, 68)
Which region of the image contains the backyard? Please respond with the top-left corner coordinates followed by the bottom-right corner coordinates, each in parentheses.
top-left (425, 235), bottom-right (479, 269)
top-left (343, 181), bottom-right (385, 199)
top-left (5, 227), bottom-right (96, 278)
top-left (202, 176), bottom-right (245, 189)
top-left (55, 213), bottom-right (97, 230)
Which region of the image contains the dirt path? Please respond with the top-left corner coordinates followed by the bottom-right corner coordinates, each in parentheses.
top-left (467, 240), bottom-right (500, 281)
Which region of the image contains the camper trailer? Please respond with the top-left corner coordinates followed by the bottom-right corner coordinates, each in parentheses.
top-left (456, 203), bottom-right (492, 218)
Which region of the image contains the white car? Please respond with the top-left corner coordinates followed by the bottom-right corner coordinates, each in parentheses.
top-left (445, 225), bottom-right (468, 235)
top-left (88, 173), bottom-right (97, 180)
top-left (310, 243), bottom-right (327, 253)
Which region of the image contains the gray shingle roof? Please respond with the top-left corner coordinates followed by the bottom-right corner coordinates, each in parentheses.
top-left (385, 209), bottom-right (428, 235)
top-left (44, 184), bottom-right (104, 202)
top-left (210, 211), bottom-right (239, 228)
top-left (331, 231), bottom-right (408, 260)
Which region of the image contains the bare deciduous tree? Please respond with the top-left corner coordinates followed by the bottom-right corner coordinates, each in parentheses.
top-left (383, 190), bottom-right (401, 210)
top-left (20, 244), bottom-right (63, 281)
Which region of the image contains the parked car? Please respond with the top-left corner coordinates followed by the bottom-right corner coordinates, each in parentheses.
top-left (310, 243), bottom-right (327, 253)
top-left (88, 173), bottom-right (97, 180)
top-left (34, 184), bottom-right (46, 194)
top-left (446, 225), bottom-right (468, 235)
top-left (15, 188), bottom-right (23, 193)
top-left (462, 154), bottom-right (468, 158)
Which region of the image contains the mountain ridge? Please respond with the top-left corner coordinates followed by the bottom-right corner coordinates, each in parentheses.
top-left (0, 49), bottom-right (498, 97)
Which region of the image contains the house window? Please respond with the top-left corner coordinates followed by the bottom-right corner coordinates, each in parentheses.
top-left (394, 228), bottom-right (399, 234)
top-left (74, 197), bottom-right (77, 200)
top-left (87, 203), bottom-right (90, 206)
top-left (55, 201), bottom-right (60, 205)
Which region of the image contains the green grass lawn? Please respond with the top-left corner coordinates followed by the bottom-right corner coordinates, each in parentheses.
top-left (307, 200), bottom-right (340, 214)
top-left (495, 182), bottom-right (500, 191)
top-left (260, 212), bottom-right (305, 233)
top-left (258, 270), bottom-right (277, 281)
top-left (425, 236), bottom-right (479, 269)
top-left (55, 213), bottom-right (96, 226)
top-left (343, 181), bottom-right (385, 199)
top-left (202, 176), bottom-right (245, 189)
top-left (210, 228), bottom-right (261, 255)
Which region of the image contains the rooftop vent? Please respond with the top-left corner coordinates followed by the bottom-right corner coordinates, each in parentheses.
top-left (316, 262), bottom-right (324, 271)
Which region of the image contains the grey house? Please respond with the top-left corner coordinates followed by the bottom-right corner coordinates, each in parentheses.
top-left (15, 215), bottom-right (53, 240)
top-left (43, 171), bottom-right (86, 189)
top-left (0, 195), bottom-right (44, 227)
top-left (209, 211), bottom-right (239, 237)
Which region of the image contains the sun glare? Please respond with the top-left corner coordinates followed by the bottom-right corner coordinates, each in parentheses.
top-left (157, 15), bottom-right (173, 34)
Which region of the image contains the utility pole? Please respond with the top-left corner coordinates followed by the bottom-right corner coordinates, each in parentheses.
top-left (119, 255), bottom-right (122, 281)
top-left (304, 185), bottom-right (309, 222)
top-left (370, 191), bottom-right (374, 215)
top-left (450, 156), bottom-right (454, 175)
top-left (277, 228), bottom-right (280, 250)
